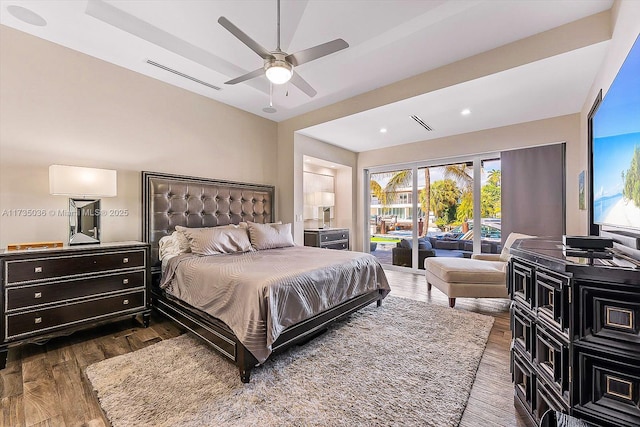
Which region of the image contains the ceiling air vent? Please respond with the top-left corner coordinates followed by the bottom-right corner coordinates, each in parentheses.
top-left (146, 60), bottom-right (221, 91)
top-left (410, 115), bottom-right (433, 131)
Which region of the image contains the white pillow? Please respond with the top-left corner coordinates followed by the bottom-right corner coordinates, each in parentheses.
top-left (500, 232), bottom-right (535, 262)
top-left (158, 233), bottom-right (184, 261)
top-left (172, 227), bottom-right (192, 253)
top-left (179, 226), bottom-right (252, 255)
top-left (247, 222), bottom-right (294, 250)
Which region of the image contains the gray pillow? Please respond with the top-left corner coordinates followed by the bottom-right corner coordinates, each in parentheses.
top-left (247, 222), bottom-right (294, 250)
top-left (399, 239), bottom-right (412, 249)
top-left (418, 238), bottom-right (432, 250)
top-left (399, 238), bottom-right (432, 250)
top-left (178, 226), bottom-right (252, 255)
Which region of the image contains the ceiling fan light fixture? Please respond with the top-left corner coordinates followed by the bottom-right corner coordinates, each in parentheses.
top-left (265, 59), bottom-right (293, 85)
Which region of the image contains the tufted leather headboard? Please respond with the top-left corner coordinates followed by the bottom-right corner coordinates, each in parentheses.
top-left (142, 171), bottom-right (275, 273)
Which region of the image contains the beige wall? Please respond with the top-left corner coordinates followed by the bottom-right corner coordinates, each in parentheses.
top-left (278, 10), bottom-right (611, 249)
top-left (356, 114), bottom-right (580, 251)
top-left (0, 26), bottom-right (277, 248)
top-left (294, 134), bottom-right (356, 244)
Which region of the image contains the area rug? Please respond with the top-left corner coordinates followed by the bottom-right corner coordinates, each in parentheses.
top-left (86, 296), bottom-right (494, 427)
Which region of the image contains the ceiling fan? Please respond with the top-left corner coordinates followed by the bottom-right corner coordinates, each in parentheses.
top-left (218, 0), bottom-right (349, 97)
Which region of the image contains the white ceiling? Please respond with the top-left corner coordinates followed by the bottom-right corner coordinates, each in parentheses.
top-left (1, 0), bottom-right (612, 151)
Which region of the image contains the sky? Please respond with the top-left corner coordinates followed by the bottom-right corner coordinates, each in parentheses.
top-left (593, 34), bottom-right (640, 139)
top-left (592, 34), bottom-right (640, 199)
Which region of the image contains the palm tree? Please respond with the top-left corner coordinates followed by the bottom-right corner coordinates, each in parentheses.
top-left (430, 179), bottom-right (461, 221)
top-left (370, 163), bottom-right (483, 235)
top-left (488, 169), bottom-right (501, 186)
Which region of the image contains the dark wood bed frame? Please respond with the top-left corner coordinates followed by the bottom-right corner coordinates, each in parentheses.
top-left (142, 171), bottom-right (383, 383)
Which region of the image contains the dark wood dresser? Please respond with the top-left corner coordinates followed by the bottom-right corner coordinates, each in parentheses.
top-left (0, 241), bottom-right (150, 369)
top-left (304, 228), bottom-right (350, 250)
top-left (508, 238), bottom-right (640, 427)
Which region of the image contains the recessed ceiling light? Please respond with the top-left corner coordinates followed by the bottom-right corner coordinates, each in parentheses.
top-left (379, 128), bottom-right (387, 133)
top-left (6, 5), bottom-right (47, 26)
top-left (461, 109), bottom-right (471, 116)
top-left (262, 107), bottom-right (277, 113)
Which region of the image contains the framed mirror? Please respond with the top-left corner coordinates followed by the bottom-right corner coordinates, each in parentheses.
top-left (69, 199), bottom-right (101, 245)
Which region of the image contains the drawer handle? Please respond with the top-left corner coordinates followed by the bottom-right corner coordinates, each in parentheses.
top-left (606, 375), bottom-right (633, 401)
top-left (123, 257), bottom-right (129, 264)
top-left (34, 292), bottom-right (42, 299)
top-left (605, 306), bottom-right (634, 330)
top-left (34, 317), bottom-right (42, 324)
top-left (122, 278), bottom-right (129, 285)
top-left (34, 266), bottom-right (43, 273)
top-left (123, 299), bottom-right (129, 305)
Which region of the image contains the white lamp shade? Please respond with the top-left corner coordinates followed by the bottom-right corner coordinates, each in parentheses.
top-left (49, 165), bottom-right (117, 197)
top-left (265, 65), bottom-right (293, 84)
top-left (312, 191), bottom-right (335, 207)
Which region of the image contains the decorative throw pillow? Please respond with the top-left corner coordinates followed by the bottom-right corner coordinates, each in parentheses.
top-left (178, 226), bottom-right (252, 255)
top-left (418, 238), bottom-right (432, 250)
top-left (158, 233), bottom-right (183, 260)
top-left (398, 239), bottom-right (411, 249)
top-left (171, 227), bottom-right (192, 253)
top-left (247, 222), bottom-right (294, 250)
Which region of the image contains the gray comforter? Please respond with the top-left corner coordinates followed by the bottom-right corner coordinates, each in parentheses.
top-left (160, 246), bottom-right (390, 363)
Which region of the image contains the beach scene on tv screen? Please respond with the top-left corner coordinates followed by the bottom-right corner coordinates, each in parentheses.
top-left (593, 134), bottom-right (640, 229)
top-left (592, 35), bottom-right (640, 230)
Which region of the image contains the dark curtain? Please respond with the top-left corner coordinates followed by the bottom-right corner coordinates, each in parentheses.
top-left (501, 143), bottom-right (566, 245)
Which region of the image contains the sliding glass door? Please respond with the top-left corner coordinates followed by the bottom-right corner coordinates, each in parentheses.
top-left (366, 156), bottom-right (500, 271)
top-left (369, 168), bottom-right (417, 268)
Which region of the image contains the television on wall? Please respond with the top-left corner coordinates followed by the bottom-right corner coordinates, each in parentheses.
top-left (590, 34), bottom-right (640, 255)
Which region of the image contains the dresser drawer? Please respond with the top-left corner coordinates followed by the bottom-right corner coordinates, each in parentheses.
top-left (320, 230), bottom-right (348, 243)
top-left (574, 348), bottom-right (640, 427)
top-left (534, 268), bottom-right (570, 335)
top-left (5, 250), bottom-right (145, 284)
top-left (5, 290), bottom-right (145, 340)
top-left (577, 280), bottom-right (640, 354)
top-left (322, 241), bottom-right (348, 250)
top-left (512, 302), bottom-right (535, 362)
top-left (535, 324), bottom-right (570, 402)
top-left (535, 374), bottom-right (569, 421)
top-left (512, 260), bottom-right (534, 309)
top-left (6, 271), bottom-right (145, 311)
top-left (513, 350), bottom-right (537, 417)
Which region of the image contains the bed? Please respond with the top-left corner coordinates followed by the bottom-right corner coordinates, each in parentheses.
top-left (142, 171), bottom-right (390, 382)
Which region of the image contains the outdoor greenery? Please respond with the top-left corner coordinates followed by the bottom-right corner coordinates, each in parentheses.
top-left (370, 236), bottom-right (401, 243)
top-left (481, 169), bottom-right (501, 218)
top-left (623, 145), bottom-right (640, 206)
top-left (429, 179), bottom-right (461, 228)
top-left (370, 164), bottom-right (501, 233)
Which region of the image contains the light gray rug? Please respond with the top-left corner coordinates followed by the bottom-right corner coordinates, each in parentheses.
top-left (86, 296), bottom-right (494, 427)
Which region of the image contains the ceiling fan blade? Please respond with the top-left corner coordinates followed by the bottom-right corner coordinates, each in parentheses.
top-left (225, 68), bottom-right (265, 85)
top-left (290, 72), bottom-right (317, 98)
top-left (285, 39), bottom-right (349, 67)
top-left (218, 17), bottom-right (273, 60)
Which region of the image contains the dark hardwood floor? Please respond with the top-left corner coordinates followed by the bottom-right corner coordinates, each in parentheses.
top-left (1, 268), bottom-right (528, 427)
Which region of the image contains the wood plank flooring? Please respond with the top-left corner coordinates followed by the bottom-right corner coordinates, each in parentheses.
top-left (1, 268), bottom-right (528, 426)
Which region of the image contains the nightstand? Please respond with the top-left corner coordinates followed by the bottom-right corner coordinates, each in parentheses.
top-left (304, 228), bottom-right (350, 250)
top-left (0, 241), bottom-right (150, 369)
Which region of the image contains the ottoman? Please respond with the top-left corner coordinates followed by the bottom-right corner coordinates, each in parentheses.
top-left (424, 256), bottom-right (508, 308)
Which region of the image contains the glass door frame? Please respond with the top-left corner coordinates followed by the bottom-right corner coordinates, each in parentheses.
top-left (364, 152), bottom-right (500, 273)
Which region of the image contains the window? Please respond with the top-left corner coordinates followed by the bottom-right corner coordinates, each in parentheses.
top-left (367, 156), bottom-right (500, 270)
